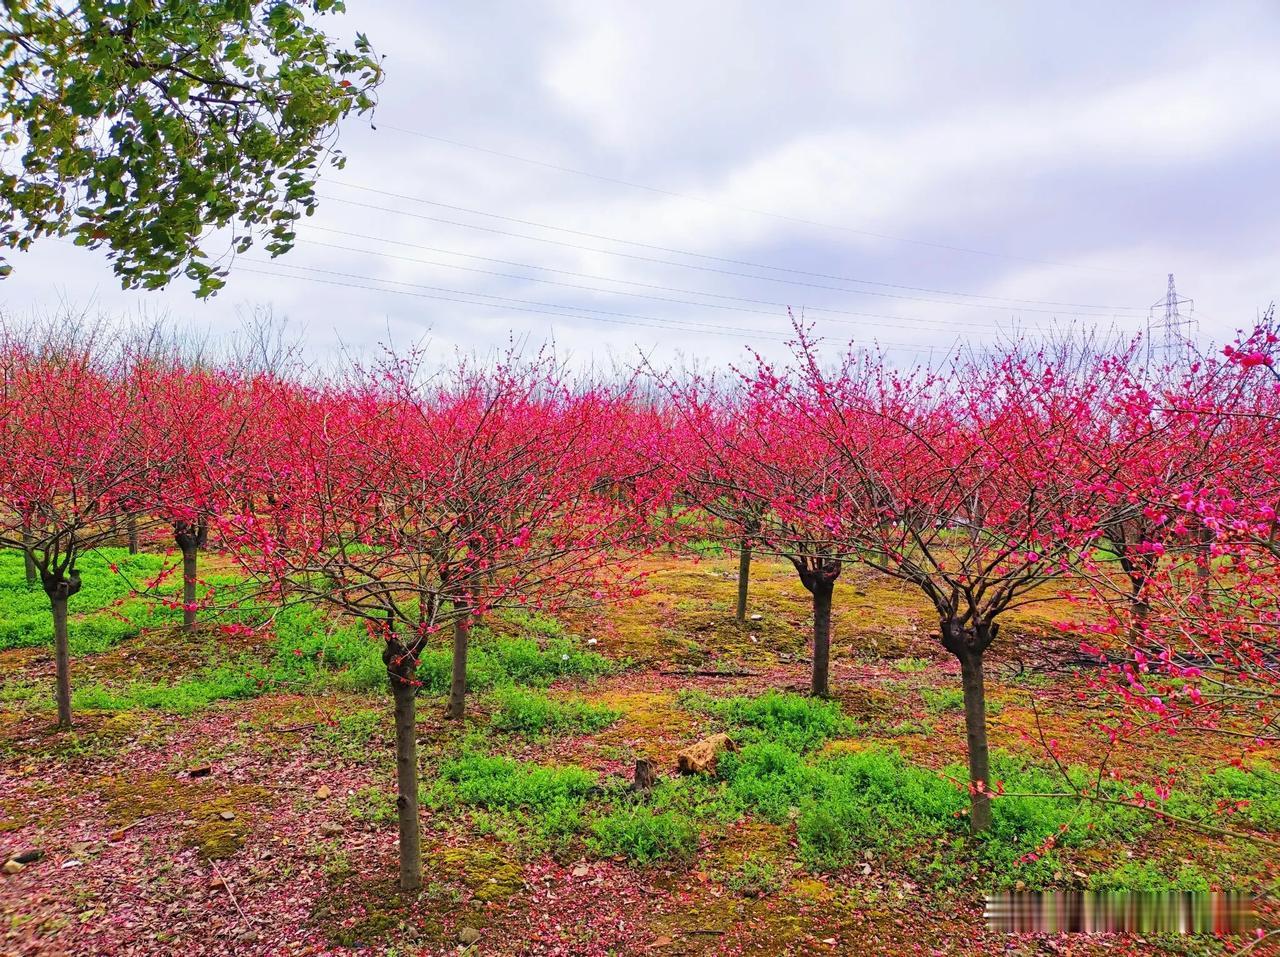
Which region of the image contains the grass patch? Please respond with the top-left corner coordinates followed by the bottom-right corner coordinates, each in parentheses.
top-left (717, 743), bottom-right (1148, 884)
top-left (68, 605), bottom-right (377, 713)
top-left (1088, 859), bottom-right (1212, 892)
top-left (1179, 763), bottom-right (1280, 831)
top-left (881, 718), bottom-right (930, 737)
top-left (0, 548), bottom-right (235, 655)
top-left (0, 681), bottom-right (44, 704)
top-left (686, 538), bottom-right (726, 558)
top-left (413, 631), bottom-right (615, 695)
top-left (588, 804), bottom-right (699, 864)
top-left (584, 775), bottom-right (733, 865)
top-left (436, 753), bottom-right (597, 809)
top-left (73, 662), bottom-right (264, 713)
top-left (489, 687), bottom-right (620, 737)
top-left (498, 610), bottom-right (571, 639)
top-left (429, 753), bottom-right (598, 844)
top-left (920, 687), bottom-right (965, 713)
top-left (679, 689), bottom-right (853, 752)
top-left (59, 604), bottom-right (614, 716)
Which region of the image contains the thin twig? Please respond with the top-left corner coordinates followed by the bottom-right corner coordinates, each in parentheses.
top-left (109, 814), bottom-right (155, 839)
top-left (210, 859), bottom-right (250, 925)
top-left (1233, 929), bottom-right (1279, 957)
top-left (995, 790), bottom-right (1280, 849)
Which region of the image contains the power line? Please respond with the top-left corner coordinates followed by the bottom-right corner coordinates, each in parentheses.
top-left (316, 194), bottom-right (1142, 319)
top-left (302, 224), bottom-right (1149, 338)
top-left (294, 231), bottom-right (1055, 335)
top-left (239, 264), bottom-right (788, 341)
top-left (241, 259), bottom-right (949, 352)
top-left (255, 258), bottom-right (947, 346)
top-left (326, 181), bottom-right (1148, 314)
top-left (38, 231), bottom-right (1005, 346)
top-left (373, 122), bottom-right (1138, 276)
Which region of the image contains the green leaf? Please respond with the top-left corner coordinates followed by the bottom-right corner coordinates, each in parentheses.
top-left (0, 0), bottom-right (382, 294)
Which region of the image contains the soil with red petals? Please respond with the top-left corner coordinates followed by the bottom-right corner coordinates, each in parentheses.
top-left (1, 553), bottom-right (1275, 956)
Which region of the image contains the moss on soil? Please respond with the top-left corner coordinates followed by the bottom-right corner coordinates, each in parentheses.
top-left (429, 845), bottom-right (525, 903)
top-left (313, 877), bottom-right (435, 950)
top-left (590, 689), bottom-right (701, 765)
top-left (97, 772), bottom-right (269, 860)
top-left (312, 845), bottom-right (524, 950)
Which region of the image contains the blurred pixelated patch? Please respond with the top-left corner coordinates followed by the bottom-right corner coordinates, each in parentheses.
top-left (985, 891), bottom-right (1258, 934)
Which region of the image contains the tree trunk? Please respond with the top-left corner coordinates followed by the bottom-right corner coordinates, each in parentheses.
top-left (127, 516), bottom-right (139, 555)
top-left (1129, 575), bottom-right (1149, 640)
top-left (795, 559), bottom-right (840, 698)
top-left (391, 677), bottom-right (422, 890)
top-left (181, 542), bottom-right (198, 634)
top-left (958, 649), bottom-right (992, 833)
top-left (173, 519), bottom-right (207, 634)
top-left (21, 523), bottom-right (36, 589)
top-left (51, 594), bottom-right (72, 730)
top-left (735, 538), bottom-right (752, 624)
top-left (810, 578), bottom-right (834, 697)
top-left (447, 614), bottom-right (470, 720)
top-left (1197, 526), bottom-right (1213, 588)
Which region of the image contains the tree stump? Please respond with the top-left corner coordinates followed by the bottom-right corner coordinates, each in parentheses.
top-left (632, 758), bottom-right (658, 792)
top-left (676, 733), bottom-right (737, 775)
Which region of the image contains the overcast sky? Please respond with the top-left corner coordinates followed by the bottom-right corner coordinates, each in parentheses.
top-left (4, 1), bottom-right (1279, 367)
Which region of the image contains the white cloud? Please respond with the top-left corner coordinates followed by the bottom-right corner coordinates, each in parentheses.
top-left (2, 1), bottom-right (1279, 369)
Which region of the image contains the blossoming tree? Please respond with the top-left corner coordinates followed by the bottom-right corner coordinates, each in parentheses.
top-left (781, 335), bottom-right (1140, 831)
top-left (217, 354), bottom-right (667, 889)
top-left (0, 331), bottom-right (150, 727)
top-left (668, 364), bottom-right (864, 697)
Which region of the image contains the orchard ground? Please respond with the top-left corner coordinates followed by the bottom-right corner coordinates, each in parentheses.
top-left (0, 546), bottom-right (1277, 956)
